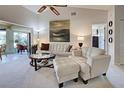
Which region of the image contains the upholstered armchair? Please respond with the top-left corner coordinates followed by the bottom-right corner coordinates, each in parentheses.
top-left (71, 47), bottom-right (111, 84)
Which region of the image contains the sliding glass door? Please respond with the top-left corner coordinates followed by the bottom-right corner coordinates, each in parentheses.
top-left (14, 32), bottom-right (29, 53)
top-left (14, 32), bottom-right (28, 48)
top-left (0, 30), bottom-right (6, 45)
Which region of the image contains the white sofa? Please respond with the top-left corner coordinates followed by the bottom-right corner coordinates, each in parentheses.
top-left (71, 47), bottom-right (111, 84)
top-left (37, 43), bottom-right (72, 57)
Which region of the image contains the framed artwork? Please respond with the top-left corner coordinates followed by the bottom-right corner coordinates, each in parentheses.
top-left (109, 29), bottom-right (113, 35)
top-left (50, 20), bottom-right (70, 42)
top-left (109, 37), bottom-right (113, 43)
top-left (109, 21), bottom-right (113, 27)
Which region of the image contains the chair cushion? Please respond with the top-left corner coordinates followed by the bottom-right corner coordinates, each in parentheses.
top-left (69, 56), bottom-right (90, 75)
top-left (78, 62), bottom-right (90, 74)
top-left (83, 47), bottom-right (105, 58)
top-left (53, 57), bottom-right (80, 76)
top-left (69, 56), bottom-right (87, 63)
top-left (81, 47), bottom-right (89, 58)
top-left (90, 47), bottom-right (105, 57)
top-left (86, 48), bottom-right (91, 58)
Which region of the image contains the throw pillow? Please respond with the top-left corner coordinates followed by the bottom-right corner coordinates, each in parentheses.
top-left (41, 43), bottom-right (49, 50)
top-left (65, 45), bottom-right (72, 52)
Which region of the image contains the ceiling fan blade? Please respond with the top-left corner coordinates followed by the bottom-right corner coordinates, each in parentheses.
top-left (50, 7), bottom-right (60, 16)
top-left (53, 5), bottom-right (67, 7)
top-left (37, 6), bottom-right (47, 13)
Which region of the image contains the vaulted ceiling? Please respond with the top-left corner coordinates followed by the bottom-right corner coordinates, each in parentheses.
top-left (22, 5), bottom-right (112, 14)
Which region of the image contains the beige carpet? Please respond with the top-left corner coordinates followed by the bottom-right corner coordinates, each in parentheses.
top-left (0, 54), bottom-right (124, 88)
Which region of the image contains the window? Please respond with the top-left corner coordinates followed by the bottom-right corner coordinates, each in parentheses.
top-left (0, 30), bottom-right (6, 45)
top-left (14, 32), bottom-right (28, 48)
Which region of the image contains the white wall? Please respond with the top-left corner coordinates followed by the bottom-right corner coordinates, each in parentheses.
top-left (0, 5), bottom-right (37, 53)
top-left (107, 6), bottom-right (115, 64)
top-left (0, 24), bottom-right (33, 54)
top-left (0, 5), bottom-right (37, 29)
top-left (114, 6), bottom-right (124, 65)
top-left (107, 5), bottom-right (124, 65)
top-left (0, 6), bottom-right (108, 48)
top-left (34, 7), bottom-right (108, 48)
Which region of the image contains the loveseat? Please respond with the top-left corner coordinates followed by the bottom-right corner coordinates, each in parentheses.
top-left (37, 43), bottom-right (72, 57)
top-left (70, 47), bottom-right (111, 84)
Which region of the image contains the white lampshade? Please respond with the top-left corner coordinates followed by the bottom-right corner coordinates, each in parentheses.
top-left (77, 36), bottom-right (84, 41)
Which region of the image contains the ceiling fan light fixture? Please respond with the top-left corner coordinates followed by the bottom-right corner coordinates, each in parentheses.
top-left (53, 5), bottom-right (67, 7)
top-left (50, 7), bottom-right (60, 16)
top-left (37, 5), bottom-right (67, 16)
top-left (37, 6), bottom-right (47, 13)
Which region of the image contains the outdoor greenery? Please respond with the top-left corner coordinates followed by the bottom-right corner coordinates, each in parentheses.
top-left (14, 32), bottom-right (28, 48)
top-left (0, 31), bottom-right (6, 45)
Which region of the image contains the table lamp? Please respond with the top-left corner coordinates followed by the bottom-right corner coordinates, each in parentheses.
top-left (77, 36), bottom-right (84, 48)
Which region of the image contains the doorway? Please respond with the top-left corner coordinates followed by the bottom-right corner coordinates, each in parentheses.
top-left (14, 32), bottom-right (30, 53)
top-left (0, 30), bottom-right (6, 45)
top-left (92, 24), bottom-right (106, 50)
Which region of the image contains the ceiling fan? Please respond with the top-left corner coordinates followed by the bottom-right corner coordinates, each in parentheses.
top-left (37, 5), bottom-right (67, 16)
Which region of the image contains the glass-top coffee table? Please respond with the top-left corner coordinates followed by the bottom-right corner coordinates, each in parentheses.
top-left (29, 53), bottom-right (56, 71)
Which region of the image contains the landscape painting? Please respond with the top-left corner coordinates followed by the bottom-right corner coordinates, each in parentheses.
top-left (50, 20), bottom-right (70, 42)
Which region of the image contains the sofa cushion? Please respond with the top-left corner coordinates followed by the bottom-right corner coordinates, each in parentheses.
top-left (41, 43), bottom-right (49, 50)
top-left (53, 51), bottom-right (72, 57)
top-left (49, 43), bottom-right (69, 52)
top-left (90, 47), bottom-right (105, 57)
top-left (86, 48), bottom-right (92, 58)
top-left (40, 50), bottom-right (51, 54)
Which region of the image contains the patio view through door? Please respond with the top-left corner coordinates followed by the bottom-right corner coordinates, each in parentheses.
top-left (14, 32), bottom-right (29, 53)
top-left (0, 30), bottom-right (6, 45)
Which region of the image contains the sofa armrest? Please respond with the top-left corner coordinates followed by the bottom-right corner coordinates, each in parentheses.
top-left (87, 55), bottom-right (111, 78)
top-left (72, 49), bottom-right (82, 57)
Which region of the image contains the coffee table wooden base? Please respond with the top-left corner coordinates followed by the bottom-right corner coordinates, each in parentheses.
top-left (29, 54), bottom-right (55, 71)
top-left (30, 58), bottom-right (54, 71)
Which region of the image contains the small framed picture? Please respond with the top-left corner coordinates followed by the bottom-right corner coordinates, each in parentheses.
top-left (109, 21), bottom-right (113, 27)
top-left (109, 37), bottom-right (113, 43)
top-left (109, 29), bottom-right (113, 35)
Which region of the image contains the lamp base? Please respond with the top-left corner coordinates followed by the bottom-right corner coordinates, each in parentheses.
top-left (79, 43), bottom-right (83, 48)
